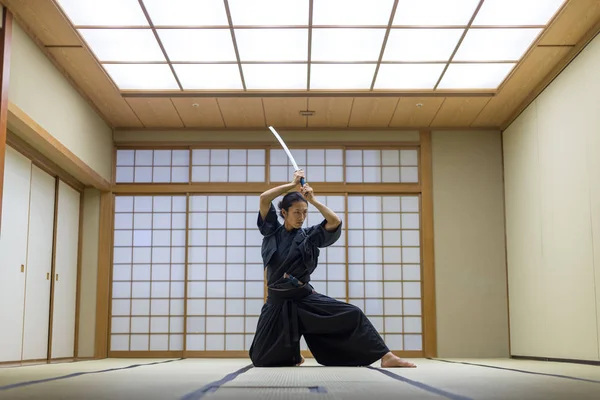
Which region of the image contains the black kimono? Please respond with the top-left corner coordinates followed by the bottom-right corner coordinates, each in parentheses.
top-left (249, 203), bottom-right (389, 367)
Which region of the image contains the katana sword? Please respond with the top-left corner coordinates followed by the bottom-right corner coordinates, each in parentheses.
top-left (268, 126), bottom-right (306, 187)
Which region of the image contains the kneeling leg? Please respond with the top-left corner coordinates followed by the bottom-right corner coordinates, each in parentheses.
top-left (249, 303), bottom-right (302, 367)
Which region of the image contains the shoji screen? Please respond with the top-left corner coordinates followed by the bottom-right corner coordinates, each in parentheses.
top-left (347, 195), bottom-right (422, 352)
top-left (111, 195), bottom-right (187, 352)
top-left (111, 146), bottom-right (424, 356)
top-left (187, 195), bottom-right (263, 352)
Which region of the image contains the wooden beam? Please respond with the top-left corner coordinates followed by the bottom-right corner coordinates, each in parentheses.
top-left (7, 102), bottom-right (111, 190)
top-left (419, 130), bottom-right (437, 358)
top-left (0, 7), bottom-right (12, 230)
top-left (111, 182), bottom-right (422, 195)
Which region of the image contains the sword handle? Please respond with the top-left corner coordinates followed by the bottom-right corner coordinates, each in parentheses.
top-left (300, 177), bottom-right (306, 187)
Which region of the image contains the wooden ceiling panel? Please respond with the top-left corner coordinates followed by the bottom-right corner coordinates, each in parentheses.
top-left (5, 0), bottom-right (82, 46)
top-left (307, 97), bottom-right (353, 128)
top-left (348, 97), bottom-right (399, 127)
top-left (47, 47), bottom-right (143, 128)
top-left (430, 97), bottom-right (491, 127)
top-left (538, 0), bottom-right (600, 46)
top-left (217, 98), bottom-right (266, 128)
top-left (472, 46), bottom-right (571, 127)
top-left (389, 97), bottom-right (445, 128)
top-left (125, 98), bottom-right (184, 128)
top-left (263, 97), bottom-right (308, 128)
top-left (170, 98), bottom-right (225, 128)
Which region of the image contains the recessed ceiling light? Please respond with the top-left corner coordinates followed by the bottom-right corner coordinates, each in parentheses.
top-left (192, 103), bottom-right (199, 107)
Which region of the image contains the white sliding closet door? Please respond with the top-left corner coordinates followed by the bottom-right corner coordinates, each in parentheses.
top-left (22, 166), bottom-right (56, 361)
top-left (0, 148), bottom-right (32, 362)
top-left (51, 181), bottom-right (81, 359)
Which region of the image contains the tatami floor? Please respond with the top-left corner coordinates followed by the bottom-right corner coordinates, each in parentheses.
top-left (0, 357), bottom-right (598, 399)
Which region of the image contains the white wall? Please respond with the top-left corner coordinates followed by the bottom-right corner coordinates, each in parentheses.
top-left (432, 130), bottom-right (510, 358)
top-left (78, 189), bottom-right (100, 358)
top-left (8, 22), bottom-right (113, 182)
top-left (503, 33), bottom-right (600, 361)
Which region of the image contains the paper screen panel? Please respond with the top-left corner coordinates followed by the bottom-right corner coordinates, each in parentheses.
top-left (347, 195), bottom-right (423, 351)
top-left (345, 149), bottom-right (418, 183)
top-left (270, 149), bottom-right (344, 183)
top-left (187, 195), bottom-right (262, 351)
top-left (111, 195), bottom-right (187, 351)
top-left (191, 149), bottom-right (265, 183)
top-left (115, 150), bottom-right (190, 183)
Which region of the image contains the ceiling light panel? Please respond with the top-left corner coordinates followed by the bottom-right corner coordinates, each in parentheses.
top-left (173, 64), bottom-right (243, 89)
top-left (312, 0), bottom-right (395, 26)
top-left (235, 29), bottom-right (308, 62)
top-left (228, 0), bottom-right (309, 26)
top-left (310, 64), bottom-right (377, 89)
top-left (311, 28), bottom-right (386, 62)
top-left (158, 29), bottom-right (237, 62)
top-left (55, 0), bottom-right (149, 26)
top-left (103, 64), bottom-right (180, 90)
top-left (437, 63), bottom-right (516, 89)
top-left (242, 64), bottom-right (307, 90)
top-left (142, 0), bottom-right (229, 26)
top-left (472, 0), bottom-right (566, 26)
top-left (374, 64), bottom-right (445, 89)
top-left (453, 28), bottom-right (542, 61)
top-left (383, 29), bottom-right (463, 61)
top-left (78, 29), bottom-right (165, 62)
top-left (393, 0), bottom-right (480, 26)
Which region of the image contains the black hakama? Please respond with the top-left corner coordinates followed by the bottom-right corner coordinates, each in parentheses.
top-left (249, 203), bottom-right (390, 367)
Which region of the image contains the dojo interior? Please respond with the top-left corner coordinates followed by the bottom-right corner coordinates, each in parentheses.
top-left (1, 0), bottom-right (599, 399)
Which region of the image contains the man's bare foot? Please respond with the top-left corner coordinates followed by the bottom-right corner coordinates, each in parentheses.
top-left (380, 352), bottom-right (416, 368)
top-left (296, 355), bottom-right (305, 366)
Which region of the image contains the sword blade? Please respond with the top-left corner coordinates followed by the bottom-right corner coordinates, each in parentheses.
top-left (268, 126), bottom-right (300, 171)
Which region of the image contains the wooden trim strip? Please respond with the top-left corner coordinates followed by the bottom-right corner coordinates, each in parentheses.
top-left (73, 188), bottom-right (85, 358)
top-left (419, 130), bottom-right (437, 358)
top-left (6, 131), bottom-right (84, 191)
top-left (114, 142), bottom-right (422, 149)
top-left (7, 102), bottom-right (111, 190)
top-left (112, 183), bottom-right (422, 195)
top-left (94, 192), bottom-right (114, 358)
top-left (122, 91), bottom-right (496, 98)
top-left (501, 18), bottom-right (600, 130)
top-left (47, 178), bottom-right (60, 361)
top-left (0, 7), bottom-right (12, 231)
top-left (108, 351), bottom-right (185, 358)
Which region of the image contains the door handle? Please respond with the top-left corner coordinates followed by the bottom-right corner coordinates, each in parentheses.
top-left (21, 264), bottom-right (24, 273)
top-left (56, 273), bottom-right (59, 281)
top-left (46, 273), bottom-right (50, 280)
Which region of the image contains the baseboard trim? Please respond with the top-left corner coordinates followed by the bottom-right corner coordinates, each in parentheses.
top-left (511, 355), bottom-right (600, 366)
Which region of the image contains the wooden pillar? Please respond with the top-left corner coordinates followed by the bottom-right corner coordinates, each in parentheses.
top-left (95, 191), bottom-right (114, 358)
top-left (0, 7), bottom-right (13, 230)
top-left (420, 130), bottom-right (438, 358)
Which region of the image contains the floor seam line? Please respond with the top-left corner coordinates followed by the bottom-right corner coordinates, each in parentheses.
top-left (0, 358), bottom-right (184, 391)
top-left (430, 358), bottom-right (600, 384)
top-left (179, 364), bottom-right (254, 400)
top-left (366, 365), bottom-right (474, 400)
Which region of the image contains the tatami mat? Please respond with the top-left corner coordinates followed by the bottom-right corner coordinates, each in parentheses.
top-left (0, 358), bottom-right (598, 400)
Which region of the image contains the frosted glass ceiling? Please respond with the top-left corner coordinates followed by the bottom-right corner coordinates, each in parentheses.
top-left (55, 0), bottom-right (567, 92)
